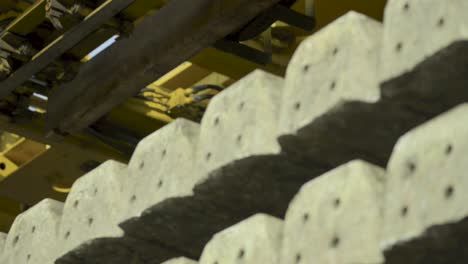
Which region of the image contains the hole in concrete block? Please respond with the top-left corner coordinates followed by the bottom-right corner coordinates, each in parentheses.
top-left (64, 231), bottom-right (70, 239)
top-left (88, 217), bottom-right (94, 226)
top-left (27, 254), bottom-right (31, 261)
top-left (130, 195), bottom-right (137, 203)
top-left (445, 185), bottom-right (454, 199)
top-left (295, 253), bottom-right (302, 263)
top-left (158, 180), bottom-right (163, 188)
top-left (403, 3), bottom-right (410, 11)
top-left (401, 206), bottom-right (409, 217)
top-left (13, 235), bottom-right (19, 245)
top-left (162, 149), bottom-right (167, 158)
top-left (206, 152), bottom-right (212, 161)
top-left (73, 200), bottom-right (79, 208)
top-left (139, 161), bottom-right (144, 169)
top-left (238, 102), bottom-right (245, 111)
top-left (445, 144), bottom-right (453, 155)
top-left (236, 134), bottom-right (242, 144)
top-left (302, 213), bottom-right (309, 223)
top-left (238, 248), bottom-right (245, 259)
top-left (303, 65), bottom-right (310, 72)
top-left (332, 47), bottom-right (339, 56)
top-left (330, 81), bottom-right (336, 91)
top-left (396, 42), bottom-right (403, 53)
top-left (213, 261), bottom-right (219, 264)
top-left (437, 17), bottom-right (445, 27)
top-left (407, 161), bottom-right (416, 174)
top-left (94, 188), bottom-right (98, 195)
top-left (31, 226), bottom-right (36, 234)
top-left (214, 117), bottom-right (220, 126)
top-left (334, 198), bottom-right (341, 208)
top-left (294, 102), bottom-right (301, 111)
top-left (330, 236), bottom-right (340, 248)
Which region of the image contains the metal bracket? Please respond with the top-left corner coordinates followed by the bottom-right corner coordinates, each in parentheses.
top-left (0, 33), bottom-right (35, 62)
top-left (214, 38), bottom-right (272, 65)
top-left (231, 3), bottom-right (316, 41)
top-left (45, 0), bottom-right (77, 30)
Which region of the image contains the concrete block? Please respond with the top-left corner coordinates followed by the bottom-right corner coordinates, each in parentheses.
top-left (0, 232), bottom-right (6, 255)
top-left (382, 103), bottom-right (468, 249)
top-left (120, 154), bottom-right (324, 258)
top-left (196, 70), bottom-right (284, 176)
top-left (56, 160), bottom-right (127, 259)
top-left (199, 214), bottom-right (283, 264)
top-left (279, 11), bottom-right (382, 135)
top-left (3, 199), bottom-right (63, 264)
top-left (162, 257), bottom-right (198, 264)
top-left (381, 0), bottom-right (468, 81)
top-left (281, 160), bottom-right (385, 264)
top-left (122, 118), bottom-right (200, 218)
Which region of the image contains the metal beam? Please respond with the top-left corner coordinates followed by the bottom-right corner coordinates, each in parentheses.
top-left (46, 0), bottom-right (282, 134)
top-left (0, 0), bottom-right (137, 98)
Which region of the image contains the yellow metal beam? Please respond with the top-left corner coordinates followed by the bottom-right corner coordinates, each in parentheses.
top-left (152, 62), bottom-right (212, 91)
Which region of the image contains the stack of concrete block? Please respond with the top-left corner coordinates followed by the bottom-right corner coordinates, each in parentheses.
top-left (4, 0), bottom-right (468, 263)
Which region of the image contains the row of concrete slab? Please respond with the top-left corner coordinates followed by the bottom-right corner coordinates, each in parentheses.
top-left (2, 0), bottom-right (468, 263)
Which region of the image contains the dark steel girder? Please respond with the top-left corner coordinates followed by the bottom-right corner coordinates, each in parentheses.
top-left (46, 0), bottom-right (282, 134)
top-left (0, 0), bottom-right (137, 98)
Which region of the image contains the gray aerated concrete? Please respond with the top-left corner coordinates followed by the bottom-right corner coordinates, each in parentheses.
top-left (3, 199), bottom-right (63, 264)
top-left (199, 214), bottom-right (283, 264)
top-left (55, 161), bottom-right (127, 259)
top-left (279, 11), bottom-right (382, 136)
top-left (281, 160), bottom-right (386, 264)
top-left (382, 104), bottom-right (468, 249)
top-left (380, 0), bottom-right (468, 81)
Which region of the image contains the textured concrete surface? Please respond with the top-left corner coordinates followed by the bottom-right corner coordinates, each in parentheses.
top-left (380, 0), bottom-right (468, 81)
top-left (122, 118), bottom-right (200, 218)
top-left (281, 160), bottom-right (385, 264)
top-left (162, 257), bottom-right (198, 264)
top-left (3, 199), bottom-right (63, 264)
top-left (382, 104), bottom-right (468, 249)
top-left (0, 232), bottom-right (5, 255)
top-left (55, 161), bottom-right (127, 259)
top-left (279, 11), bottom-right (382, 135)
top-left (120, 154), bottom-right (326, 259)
top-left (196, 70), bottom-right (284, 178)
top-left (199, 214), bottom-right (283, 264)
